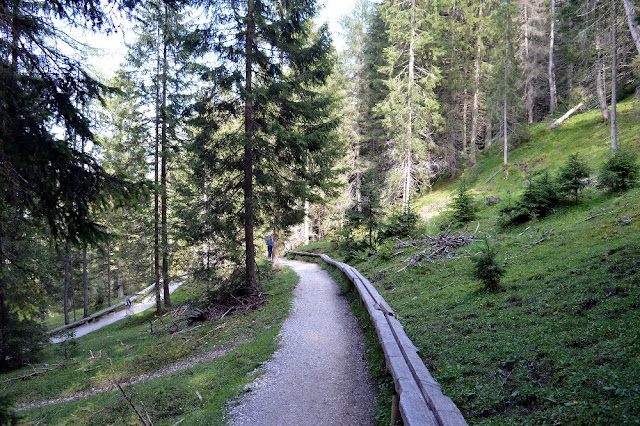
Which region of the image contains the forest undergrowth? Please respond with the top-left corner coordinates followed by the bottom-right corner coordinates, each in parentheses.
top-left (0, 263), bottom-right (297, 425)
top-left (299, 98), bottom-right (640, 424)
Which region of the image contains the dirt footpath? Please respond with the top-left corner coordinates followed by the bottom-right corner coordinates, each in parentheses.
top-left (228, 258), bottom-right (377, 426)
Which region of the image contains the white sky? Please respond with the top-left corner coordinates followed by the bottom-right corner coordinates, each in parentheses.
top-left (79, 0), bottom-right (357, 80)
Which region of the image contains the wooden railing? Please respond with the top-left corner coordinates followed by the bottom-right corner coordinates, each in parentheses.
top-left (288, 251), bottom-right (467, 426)
top-left (47, 282), bottom-right (157, 336)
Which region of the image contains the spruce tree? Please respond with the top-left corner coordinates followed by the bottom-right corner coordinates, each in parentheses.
top-left (124, 0), bottom-right (202, 310)
top-left (0, 0), bottom-right (142, 337)
top-left (557, 153), bottom-right (590, 204)
top-left (379, 0), bottom-right (444, 211)
top-left (191, 0), bottom-right (340, 291)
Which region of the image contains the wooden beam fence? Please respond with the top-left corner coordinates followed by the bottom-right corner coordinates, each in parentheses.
top-left (288, 251), bottom-right (467, 426)
top-left (47, 282), bottom-right (158, 336)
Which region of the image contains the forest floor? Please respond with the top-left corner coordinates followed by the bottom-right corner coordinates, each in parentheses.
top-left (18, 340), bottom-right (243, 411)
top-left (228, 258), bottom-right (376, 426)
top-left (3, 265), bottom-right (301, 424)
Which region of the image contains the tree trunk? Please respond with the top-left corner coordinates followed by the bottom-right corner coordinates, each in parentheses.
top-left (105, 240), bottom-right (112, 307)
top-left (547, 102), bottom-right (584, 129)
top-left (595, 34), bottom-right (610, 121)
top-left (503, 16), bottom-right (509, 178)
top-left (470, 6), bottom-right (483, 167)
top-left (548, 0), bottom-right (558, 115)
top-left (117, 258), bottom-right (124, 299)
top-left (485, 117), bottom-right (492, 148)
top-left (462, 89), bottom-right (468, 153)
top-left (63, 242), bottom-right (70, 325)
top-left (354, 144), bottom-right (362, 212)
top-left (71, 256), bottom-right (76, 323)
top-left (402, 0), bottom-right (416, 214)
top-left (83, 244), bottom-right (88, 317)
top-left (10, 0), bottom-right (19, 70)
top-left (503, 95), bottom-right (508, 177)
top-left (154, 20), bottom-right (162, 314)
top-left (244, 0), bottom-right (257, 290)
top-left (622, 0), bottom-right (640, 55)
top-left (272, 208), bottom-right (280, 268)
top-left (161, 3), bottom-right (171, 308)
top-left (611, 0), bottom-right (618, 152)
top-left (303, 199), bottom-right (310, 244)
top-left (524, 3), bottom-right (534, 125)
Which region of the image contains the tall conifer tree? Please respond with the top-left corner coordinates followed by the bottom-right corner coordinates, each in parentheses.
top-left (191, 0), bottom-right (340, 290)
top-left (379, 0), bottom-right (443, 211)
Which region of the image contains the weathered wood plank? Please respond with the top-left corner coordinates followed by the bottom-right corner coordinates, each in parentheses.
top-left (399, 381), bottom-right (439, 426)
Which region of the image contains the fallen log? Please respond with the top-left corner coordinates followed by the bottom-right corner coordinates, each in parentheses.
top-left (547, 102), bottom-right (584, 130)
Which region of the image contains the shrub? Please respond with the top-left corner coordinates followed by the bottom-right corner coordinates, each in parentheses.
top-left (451, 182), bottom-right (476, 223)
top-left (338, 236), bottom-right (371, 263)
top-left (500, 171), bottom-right (560, 225)
top-left (557, 153), bottom-right (590, 204)
top-left (0, 394), bottom-right (21, 425)
top-left (380, 210), bottom-right (418, 239)
top-left (0, 313), bottom-right (47, 372)
top-left (472, 241), bottom-right (504, 291)
top-left (599, 149), bottom-right (639, 191)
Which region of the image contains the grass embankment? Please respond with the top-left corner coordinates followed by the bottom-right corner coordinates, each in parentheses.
top-left (1, 264), bottom-right (298, 425)
top-left (301, 99), bottom-right (640, 424)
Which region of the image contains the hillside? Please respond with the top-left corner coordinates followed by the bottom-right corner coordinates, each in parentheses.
top-left (0, 266), bottom-right (298, 424)
top-left (302, 99), bottom-right (640, 424)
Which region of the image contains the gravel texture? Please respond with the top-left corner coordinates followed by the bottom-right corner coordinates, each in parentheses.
top-left (229, 258), bottom-right (377, 426)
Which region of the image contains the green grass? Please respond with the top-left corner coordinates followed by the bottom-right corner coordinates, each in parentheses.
top-left (1, 263), bottom-right (298, 425)
top-left (299, 99), bottom-right (640, 424)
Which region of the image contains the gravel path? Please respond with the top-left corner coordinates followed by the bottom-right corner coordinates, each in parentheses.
top-left (17, 341), bottom-right (242, 411)
top-left (229, 258), bottom-right (376, 426)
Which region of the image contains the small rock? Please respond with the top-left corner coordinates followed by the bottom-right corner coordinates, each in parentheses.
top-left (484, 196), bottom-right (502, 206)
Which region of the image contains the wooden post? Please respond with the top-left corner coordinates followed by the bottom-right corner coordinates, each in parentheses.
top-left (391, 394), bottom-right (400, 425)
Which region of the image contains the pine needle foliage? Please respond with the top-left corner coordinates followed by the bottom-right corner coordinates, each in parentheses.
top-left (500, 171), bottom-right (560, 225)
top-left (557, 153), bottom-right (590, 204)
top-left (598, 149), bottom-right (639, 191)
top-left (451, 182), bottom-right (476, 223)
top-left (472, 240), bottom-right (504, 292)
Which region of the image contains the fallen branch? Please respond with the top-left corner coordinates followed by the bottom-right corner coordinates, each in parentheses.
top-left (3, 365), bottom-right (54, 383)
top-left (517, 229), bottom-right (554, 247)
top-left (486, 169), bottom-right (501, 184)
top-left (578, 209), bottom-right (613, 223)
top-left (396, 228), bottom-right (479, 270)
top-left (109, 358), bottom-right (153, 426)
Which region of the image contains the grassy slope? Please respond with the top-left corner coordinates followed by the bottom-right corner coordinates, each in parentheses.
top-left (307, 99), bottom-right (640, 424)
top-left (1, 264), bottom-right (298, 425)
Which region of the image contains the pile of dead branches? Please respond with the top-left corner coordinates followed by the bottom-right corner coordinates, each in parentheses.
top-left (396, 225), bottom-right (479, 271)
top-left (204, 290), bottom-right (267, 322)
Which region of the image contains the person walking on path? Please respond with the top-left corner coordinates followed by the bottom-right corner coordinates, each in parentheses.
top-left (265, 234), bottom-right (274, 259)
top-left (124, 293), bottom-right (133, 316)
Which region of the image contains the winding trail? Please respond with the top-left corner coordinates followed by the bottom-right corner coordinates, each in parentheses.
top-left (17, 342), bottom-right (242, 412)
top-left (51, 281), bottom-right (183, 343)
top-left (229, 258), bottom-right (376, 426)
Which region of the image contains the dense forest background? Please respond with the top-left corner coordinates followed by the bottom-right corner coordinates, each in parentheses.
top-left (1, 0), bottom-right (638, 371)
